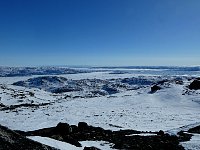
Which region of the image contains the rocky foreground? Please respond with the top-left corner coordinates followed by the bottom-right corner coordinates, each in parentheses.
top-left (1, 121), bottom-right (196, 150)
top-left (0, 124), bottom-right (56, 150)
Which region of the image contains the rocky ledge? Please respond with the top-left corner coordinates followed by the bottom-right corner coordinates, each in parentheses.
top-left (12, 122), bottom-right (187, 150)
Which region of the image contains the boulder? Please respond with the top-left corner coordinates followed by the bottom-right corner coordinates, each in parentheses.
top-left (78, 122), bottom-right (88, 131)
top-left (157, 130), bottom-right (164, 136)
top-left (55, 122), bottom-right (72, 135)
top-left (151, 85), bottom-right (161, 93)
top-left (189, 79), bottom-right (200, 90)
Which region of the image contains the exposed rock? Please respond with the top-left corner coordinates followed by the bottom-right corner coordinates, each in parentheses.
top-left (17, 122), bottom-right (184, 150)
top-left (51, 86), bottom-right (82, 93)
top-left (78, 122), bottom-right (88, 131)
top-left (12, 76), bottom-right (156, 97)
top-left (121, 77), bottom-right (153, 85)
top-left (0, 103), bottom-right (6, 108)
top-left (189, 79), bottom-right (200, 90)
top-left (1, 103), bottom-right (50, 111)
top-left (17, 122), bottom-right (82, 147)
top-left (151, 85), bottom-right (161, 93)
top-left (0, 124), bottom-right (57, 150)
top-left (188, 125), bottom-right (200, 133)
top-left (157, 130), bottom-right (164, 136)
top-left (83, 146), bottom-right (101, 150)
top-left (102, 85), bottom-right (118, 95)
top-left (175, 80), bottom-right (183, 85)
top-left (55, 122), bottom-right (72, 135)
top-left (177, 131), bottom-right (193, 142)
top-left (157, 79), bottom-right (168, 85)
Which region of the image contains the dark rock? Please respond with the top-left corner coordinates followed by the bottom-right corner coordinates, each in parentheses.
top-left (1, 103), bottom-right (50, 111)
top-left (175, 80), bottom-right (183, 85)
top-left (52, 86), bottom-right (82, 93)
top-left (0, 103), bottom-right (6, 108)
top-left (177, 131), bottom-right (193, 142)
top-left (70, 125), bottom-right (79, 133)
top-left (91, 90), bottom-right (107, 96)
top-left (157, 130), bottom-right (164, 136)
top-left (157, 79), bottom-right (168, 85)
top-left (102, 85), bottom-right (118, 95)
top-left (55, 122), bottom-right (72, 135)
top-left (121, 77), bottom-right (153, 85)
top-left (17, 122), bottom-right (185, 150)
top-left (29, 91), bottom-right (35, 97)
top-left (13, 81), bottom-right (25, 86)
top-left (0, 124), bottom-right (56, 150)
top-left (189, 79), bottom-right (200, 90)
top-left (78, 122), bottom-right (88, 130)
top-left (83, 146), bottom-right (101, 150)
top-left (62, 135), bottom-right (82, 147)
top-left (151, 85), bottom-right (161, 93)
top-left (188, 125), bottom-right (200, 133)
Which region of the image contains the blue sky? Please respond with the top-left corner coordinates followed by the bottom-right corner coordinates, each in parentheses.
top-left (0, 0), bottom-right (200, 66)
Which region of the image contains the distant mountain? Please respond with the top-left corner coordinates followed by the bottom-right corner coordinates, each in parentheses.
top-left (0, 66), bottom-right (89, 77)
top-left (92, 66), bottom-right (200, 71)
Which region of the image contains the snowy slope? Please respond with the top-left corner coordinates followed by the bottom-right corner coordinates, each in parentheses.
top-left (28, 136), bottom-right (115, 150)
top-left (0, 71), bottom-right (200, 132)
top-left (181, 133), bottom-right (200, 150)
top-left (1, 67), bottom-right (200, 149)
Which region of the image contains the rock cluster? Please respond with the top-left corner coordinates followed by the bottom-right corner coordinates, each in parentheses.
top-left (17, 122), bottom-right (184, 150)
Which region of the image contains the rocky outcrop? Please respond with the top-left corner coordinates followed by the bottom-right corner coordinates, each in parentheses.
top-left (150, 85), bottom-right (161, 93)
top-left (0, 124), bottom-right (57, 150)
top-left (17, 122), bottom-right (184, 150)
top-left (188, 125), bottom-right (200, 133)
top-left (0, 103), bottom-right (50, 111)
top-left (189, 79), bottom-right (200, 90)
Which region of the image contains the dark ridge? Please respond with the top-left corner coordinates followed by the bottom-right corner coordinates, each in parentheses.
top-left (16, 122), bottom-right (184, 150)
top-left (188, 125), bottom-right (200, 133)
top-left (150, 85), bottom-right (161, 93)
top-left (0, 124), bottom-right (57, 150)
top-left (1, 103), bottom-right (50, 111)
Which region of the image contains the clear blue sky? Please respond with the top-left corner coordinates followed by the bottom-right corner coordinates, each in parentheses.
top-left (0, 0), bottom-right (200, 66)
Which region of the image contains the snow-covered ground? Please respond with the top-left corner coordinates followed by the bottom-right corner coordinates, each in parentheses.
top-left (29, 136), bottom-right (115, 150)
top-left (181, 133), bottom-right (200, 150)
top-left (1, 67), bottom-right (200, 149)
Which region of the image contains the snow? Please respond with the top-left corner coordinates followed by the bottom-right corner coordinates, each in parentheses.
top-left (126, 133), bottom-right (157, 136)
top-left (80, 141), bottom-right (116, 150)
top-left (181, 133), bottom-right (200, 150)
top-left (28, 136), bottom-right (115, 150)
top-left (1, 67), bottom-right (200, 148)
top-left (1, 75), bottom-right (200, 132)
top-left (28, 136), bottom-right (81, 150)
